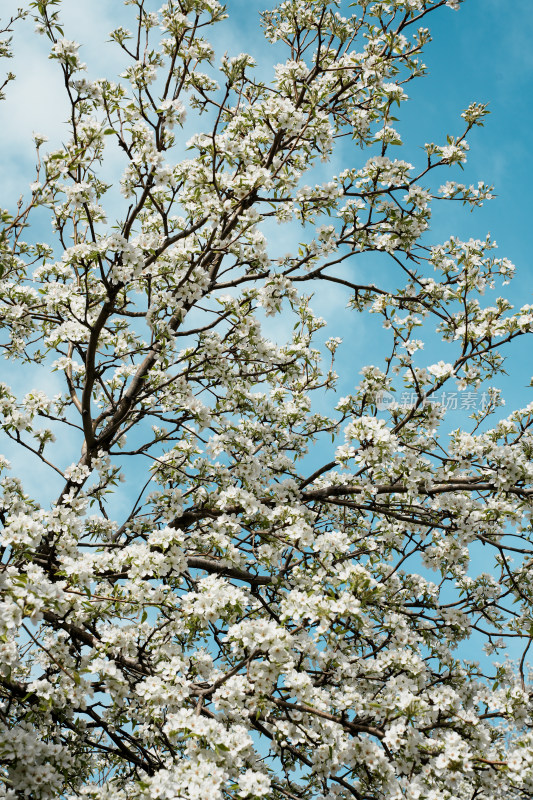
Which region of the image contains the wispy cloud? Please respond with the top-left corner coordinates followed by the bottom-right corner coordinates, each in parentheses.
top-left (1, 0), bottom-right (128, 200)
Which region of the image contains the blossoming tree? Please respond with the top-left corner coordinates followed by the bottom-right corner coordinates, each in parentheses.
top-left (1, 0), bottom-right (533, 798)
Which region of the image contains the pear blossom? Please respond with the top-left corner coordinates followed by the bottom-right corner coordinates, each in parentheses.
top-left (0, 1), bottom-right (532, 799)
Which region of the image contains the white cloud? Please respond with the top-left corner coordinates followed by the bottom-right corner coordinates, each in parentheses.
top-left (1, 0), bottom-right (128, 199)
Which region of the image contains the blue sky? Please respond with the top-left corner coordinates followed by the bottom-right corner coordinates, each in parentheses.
top-left (404, 0), bottom-right (533, 418)
top-left (410, 0), bottom-right (533, 286)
